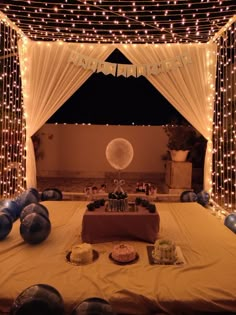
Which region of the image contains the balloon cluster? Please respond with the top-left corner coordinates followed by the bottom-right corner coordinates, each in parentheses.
top-left (87, 199), bottom-right (105, 211)
top-left (180, 190), bottom-right (210, 207)
top-left (135, 197), bottom-right (156, 213)
top-left (0, 188), bottom-right (51, 244)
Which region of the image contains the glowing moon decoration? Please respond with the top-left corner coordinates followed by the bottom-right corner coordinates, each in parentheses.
top-left (106, 138), bottom-right (134, 170)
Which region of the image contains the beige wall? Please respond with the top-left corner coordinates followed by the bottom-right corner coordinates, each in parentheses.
top-left (36, 124), bottom-right (168, 178)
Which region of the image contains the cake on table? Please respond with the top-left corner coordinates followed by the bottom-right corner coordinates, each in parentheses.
top-left (111, 243), bottom-right (136, 263)
top-left (152, 239), bottom-right (176, 264)
top-left (70, 243), bottom-right (93, 264)
top-left (107, 192), bottom-right (128, 212)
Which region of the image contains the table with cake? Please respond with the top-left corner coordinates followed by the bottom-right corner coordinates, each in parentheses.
top-left (81, 191), bottom-right (160, 244)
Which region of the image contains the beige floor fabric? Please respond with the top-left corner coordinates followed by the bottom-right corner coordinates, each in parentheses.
top-left (0, 202), bottom-right (235, 315)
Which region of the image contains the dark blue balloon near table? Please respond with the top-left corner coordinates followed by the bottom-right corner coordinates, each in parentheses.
top-left (0, 211), bottom-right (13, 240)
top-left (20, 212), bottom-right (51, 244)
top-left (10, 283), bottom-right (65, 315)
top-left (20, 203), bottom-right (49, 222)
top-left (224, 213), bottom-right (236, 233)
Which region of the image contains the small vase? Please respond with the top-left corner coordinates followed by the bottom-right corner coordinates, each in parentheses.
top-left (170, 150), bottom-right (189, 162)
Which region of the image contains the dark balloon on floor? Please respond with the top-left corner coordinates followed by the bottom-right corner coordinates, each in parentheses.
top-left (20, 203), bottom-right (49, 222)
top-left (197, 190), bottom-right (210, 207)
top-left (70, 297), bottom-right (114, 315)
top-left (20, 213), bottom-right (51, 244)
top-left (15, 188), bottom-right (41, 211)
top-left (10, 283), bottom-right (65, 315)
top-left (41, 188), bottom-right (63, 201)
top-left (224, 213), bottom-right (236, 233)
top-left (0, 199), bottom-right (21, 221)
top-left (0, 211), bottom-right (13, 240)
top-left (180, 191), bottom-right (198, 202)
top-left (28, 187), bottom-right (41, 201)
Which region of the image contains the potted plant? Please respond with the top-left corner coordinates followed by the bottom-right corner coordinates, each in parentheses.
top-left (163, 123), bottom-right (198, 162)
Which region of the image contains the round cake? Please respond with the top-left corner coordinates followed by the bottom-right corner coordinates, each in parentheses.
top-left (70, 243), bottom-right (93, 264)
top-left (111, 243), bottom-right (136, 263)
top-left (152, 239), bottom-right (176, 264)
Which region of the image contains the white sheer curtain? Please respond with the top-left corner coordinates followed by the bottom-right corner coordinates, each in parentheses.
top-left (118, 43), bottom-right (217, 192)
top-left (18, 39), bottom-right (115, 188)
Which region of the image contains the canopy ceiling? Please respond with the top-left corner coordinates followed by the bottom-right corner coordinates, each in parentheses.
top-left (0, 0), bottom-right (235, 44)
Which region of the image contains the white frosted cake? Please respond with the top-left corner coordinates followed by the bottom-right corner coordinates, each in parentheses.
top-left (152, 239), bottom-right (176, 264)
top-left (111, 243), bottom-right (136, 263)
top-left (70, 243), bottom-right (93, 264)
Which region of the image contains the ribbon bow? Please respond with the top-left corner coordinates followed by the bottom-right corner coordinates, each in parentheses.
top-left (113, 179), bottom-right (125, 194)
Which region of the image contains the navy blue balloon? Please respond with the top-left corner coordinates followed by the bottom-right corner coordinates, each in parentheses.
top-left (10, 284), bottom-right (64, 315)
top-left (224, 213), bottom-right (236, 233)
top-left (28, 188), bottom-right (41, 201)
top-left (0, 199), bottom-right (21, 221)
top-left (15, 189), bottom-right (40, 211)
top-left (41, 188), bottom-right (63, 201)
top-left (0, 211), bottom-right (13, 240)
top-left (197, 190), bottom-right (210, 206)
top-left (20, 213), bottom-right (51, 244)
top-left (70, 297), bottom-right (114, 315)
top-left (180, 191), bottom-right (198, 202)
top-left (20, 203), bottom-right (49, 222)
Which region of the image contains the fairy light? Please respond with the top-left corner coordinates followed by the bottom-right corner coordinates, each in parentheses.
top-left (211, 19), bottom-right (236, 212)
top-left (0, 1), bottom-right (235, 44)
top-left (0, 20), bottom-right (26, 198)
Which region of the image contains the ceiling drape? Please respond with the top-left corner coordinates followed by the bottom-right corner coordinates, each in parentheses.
top-left (18, 39), bottom-right (217, 191)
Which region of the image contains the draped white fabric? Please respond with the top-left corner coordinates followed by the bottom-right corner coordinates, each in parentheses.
top-left (118, 44), bottom-right (217, 191)
top-left (18, 39), bottom-right (217, 191)
top-left (18, 39), bottom-right (116, 188)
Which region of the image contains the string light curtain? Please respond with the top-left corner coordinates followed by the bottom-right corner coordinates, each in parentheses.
top-left (0, 20), bottom-right (26, 199)
top-left (212, 20), bottom-right (236, 212)
top-left (0, 1), bottom-right (235, 211)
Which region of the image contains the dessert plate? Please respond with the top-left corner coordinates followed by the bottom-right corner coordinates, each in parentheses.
top-left (66, 249), bottom-right (99, 266)
top-left (108, 252), bottom-right (139, 265)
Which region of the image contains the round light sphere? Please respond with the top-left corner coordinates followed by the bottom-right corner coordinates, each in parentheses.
top-left (20, 203), bottom-right (49, 222)
top-left (0, 211), bottom-right (13, 240)
top-left (180, 191), bottom-right (198, 202)
top-left (10, 283), bottom-right (64, 315)
top-left (197, 190), bottom-right (210, 207)
top-left (0, 199), bottom-right (21, 222)
top-left (20, 213), bottom-right (51, 244)
top-left (70, 297), bottom-right (114, 315)
top-left (105, 138), bottom-right (134, 170)
top-left (224, 213), bottom-right (236, 233)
